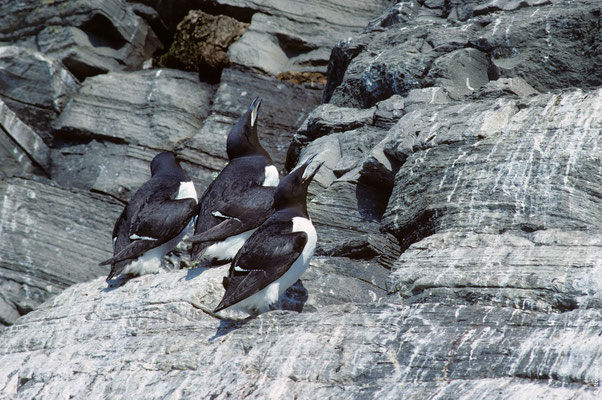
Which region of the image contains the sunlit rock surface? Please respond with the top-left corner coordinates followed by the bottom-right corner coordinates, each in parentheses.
top-left (0, 178), bottom-right (121, 327)
top-left (0, 0), bottom-right (601, 398)
top-left (0, 269), bottom-right (599, 398)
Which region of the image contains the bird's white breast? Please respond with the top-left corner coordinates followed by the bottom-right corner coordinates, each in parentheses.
top-left (262, 165), bottom-right (279, 187)
top-left (121, 219), bottom-right (195, 277)
top-left (232, 216), bottom-right (316, 315)
top-left (176, 181), bottom-right (198, 202)
top-left (201, 228), bottom-right (257, 262)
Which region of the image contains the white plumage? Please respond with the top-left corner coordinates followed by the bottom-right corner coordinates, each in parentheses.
top-left (117, 181), bottom-right (197, 277)
top-left (262, 165), bottom-right (279, 187)
top-left (201, 228), bottom-right (257, 262)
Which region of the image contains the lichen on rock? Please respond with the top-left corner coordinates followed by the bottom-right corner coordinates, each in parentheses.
top-left (156, 10), bottom-right (248, 81)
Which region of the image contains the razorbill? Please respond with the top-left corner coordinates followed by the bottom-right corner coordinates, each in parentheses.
top-left (214, 155), bottom-right (322, 315)
top-left (99, 152), bottom-right (198, 281)
top-left (190, 96), bottom-right (279, 264)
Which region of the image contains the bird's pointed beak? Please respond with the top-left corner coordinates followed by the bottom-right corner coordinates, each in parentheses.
top-left (301, 155), bottom-right (323, 187)
top-left (249, 96), bottom-right (262, 128)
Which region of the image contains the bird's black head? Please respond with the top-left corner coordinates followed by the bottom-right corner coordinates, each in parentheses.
top-left (273, 155), bottom-right (323, 217)
top-left (150, 152), bottom-right (189, 180)
top-left (226, 97), bottom-right (272, 162)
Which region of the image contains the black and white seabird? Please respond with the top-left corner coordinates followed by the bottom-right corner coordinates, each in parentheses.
top-left (190, 96), bottom-right (279, 264)
top-left (214, 156), bottom-right (322, 315)
top-left (99, 152), bottom-right (198, 281)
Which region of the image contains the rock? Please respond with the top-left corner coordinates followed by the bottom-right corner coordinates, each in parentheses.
top-left (51, 142), bottom-right (159, 203)
top-left (286, 103), bottom-right (375, 170)
top-left (0, 269), bottom-right (599, 398)
top-left (427, 48), bottom-right (493, 99)
top-left (0, 100), bottom-right (50, 178)
top-left (391, 230), bottom-right (602, 312)
top-left (380, 87), bottom-right (602, 314)
top-left (226, 0), bottom-right (392, 75)
top-left (275, 71), bottom-right (328, 87)
top-left (470, 77), bottom-right (539, 99)
top-left (0, 46), bottom-right (80, 146)
top-left (0, 177), bottom-right (122, 327)
top-left (382, 89), bottom-right (602, 239)
top-left (0, 0), bottom-right (162, 80)
top-left (1, 0), bottom-right (601, 397)
top-left (157, 10), bottom-right (248, 81)
top-left (52, 69), bottom-right (215, 201)
top-left (326, 0), bottom-right (602, 108)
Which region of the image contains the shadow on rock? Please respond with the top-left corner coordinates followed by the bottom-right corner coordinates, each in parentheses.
top-left (274, 279), bottom-right (309, 313)
top-left (209, 317), bottom-right (252, 342)
top-left (184, 265), bottom-right (212, 281)
top-left (101, 275), bottom-right (135, 292)
top-left (209, 280), bottom-right (309, 340)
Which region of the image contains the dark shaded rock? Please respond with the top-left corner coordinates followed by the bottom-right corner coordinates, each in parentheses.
top-left (51, 142), bottom-right (158, 203)
top-left (373, 94), bottom-right (405, 128)
top-left (0, 100), bottom-right (50, 178)
top-left (326, 0), bottom-right (602, 108)
top-left (55, 69), bottom-right (213, 147)
top-left (127, 2), bottom-right (172, 47)
top-left (469, 76), bottom-right (538, 99)
top-left (286, 103), bottom-right (375, 170)
top-left (0, 0), bottom-right (162, 80)
top-left (308, 168), bottom-right (401, 269)
top-left (0, 177), bottom-right (121, 327)
top-left (0, 46), bottom-right (80, 146)
top-left (52, 69), bottom-right (215, 201)
top-left (157, 10), bottom-right (248, 81)
top-left (127, 1), bottom-right (214, 33)
top-left (426, 47), bottom-right (493, 99)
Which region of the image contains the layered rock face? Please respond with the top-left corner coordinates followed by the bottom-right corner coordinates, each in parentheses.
top-left (0, 0), bottom-right (601, 399)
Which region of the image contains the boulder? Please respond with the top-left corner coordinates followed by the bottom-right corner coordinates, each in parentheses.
top-left (325, 0), bottom-right (602, 107)
top-left (52, 69), bottom-right (215, 201)
top-left (0, 0), bottom-right (162, 80)
top-left (0, 100), bottom-right (50, 178)
top-left (0, 46), bottom-right (80, 146)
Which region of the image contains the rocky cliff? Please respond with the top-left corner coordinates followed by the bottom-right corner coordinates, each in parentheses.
top-left (0, 0), bottom-right (600, 399)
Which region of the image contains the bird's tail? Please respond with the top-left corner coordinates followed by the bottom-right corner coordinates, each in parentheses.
top-left (99, 240), bottom-right (158, 267)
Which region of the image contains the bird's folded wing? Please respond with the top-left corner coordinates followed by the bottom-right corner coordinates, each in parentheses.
top-left (214, 186), bottom-right (275, 221)
top-left (189, 187), bottom-right (275, 243)
top-left (215, 221), bottom-right (307, 311)
top-left (131, 198), bottom-right (197, 242)
top-left (99, 198), bottom-right (197, 266)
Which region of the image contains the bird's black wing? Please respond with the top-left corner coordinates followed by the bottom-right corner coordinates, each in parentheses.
top-left (214, 219), bottom-right (307, 312)
top-left (130, 197), bottom-right (197, 242)
top-left (100, 180), bottom-right (196, 268)
top-left (191, 156), bottom-right (271, 258)
top-left (188, 186), bottom-right (274, 244)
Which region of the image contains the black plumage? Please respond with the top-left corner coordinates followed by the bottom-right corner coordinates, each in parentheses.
top-left (215, 156), bottom-right (322, 313)
top-left (99, 152), bottom-right (197, 281)
top-left (190, 96), bottom-right (278, 262)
